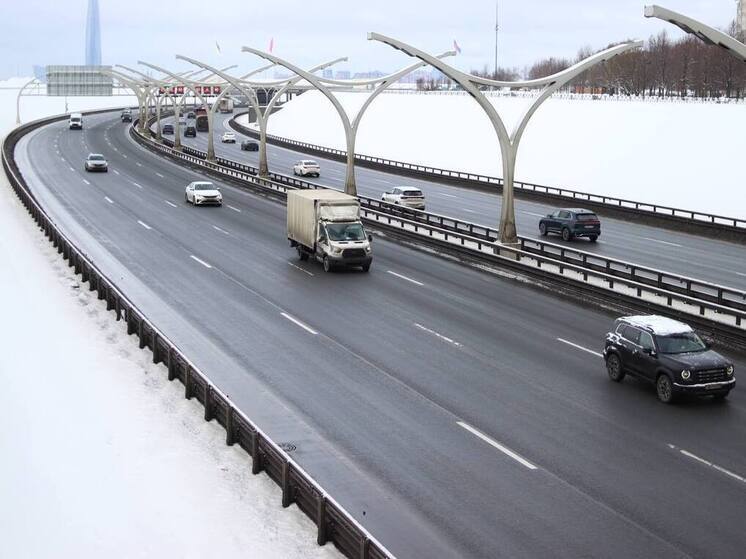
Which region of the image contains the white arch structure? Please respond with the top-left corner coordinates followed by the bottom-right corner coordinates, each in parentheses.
top-left (241, 46), bottom-right (455, 195)
top-left (367, 33), bottom-right (642, 244)
top-left (645, 5), bottom-right (746, 64)
top-left (175, 55), bottom-right (347, 177)
top-left (15, 78), bottom-right (43, 125)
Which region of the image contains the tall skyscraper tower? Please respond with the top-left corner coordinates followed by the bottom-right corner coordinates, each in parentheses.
top-left (85, 0), bottom-right (102, 66)
top-left (737, 0), bottom-right (746, 37)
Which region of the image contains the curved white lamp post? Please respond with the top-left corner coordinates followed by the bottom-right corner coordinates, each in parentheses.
top-left (241, 47), bottom-right (455, 195)
top-left (645, 5), bottom-right (746, 63)
top-left (15, 78), bottom-right (42, 125)
top-left (368, 33), bottom-right (642, 244)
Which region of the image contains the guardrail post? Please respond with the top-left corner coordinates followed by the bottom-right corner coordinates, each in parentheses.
top-left (225, 406), bottom-right (235, 446)
top-left (115, 298), bottom-right (121, 321)
top-left (204, 385), bottom-right (213, 421)
top-left (281, 461), bottom-right (292, 508)
top-left (251, 430), bottom-right (262, 474)
top-left (167, 348), bottom-right (176, 381)
top-left (152, 333), bottom-right (160, 364)
top-left (317, 496), bottom-right (327, 546)
top-left (360, 537), bottom-right (371, 558)
top-left (138, 320), bottom-right (146, 349)
top-left (184, 367), bottom-right (192, 400)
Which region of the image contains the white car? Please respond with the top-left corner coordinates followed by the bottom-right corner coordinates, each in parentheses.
top-left (185, 181), bottom-right (223, 206)
top-left (293, 160), bottom-right (321, 177)
top-left (84, 153), bottom-right (108, 172)
top-left (381, 186), bottom-right (426, 210)
top-left (221, 132), bottom-right (236, 143)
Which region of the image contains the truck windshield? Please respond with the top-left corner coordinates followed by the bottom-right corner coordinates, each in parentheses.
top-left (656, 332), bottom-right (707, 354)
top-left (326, 223), bottom-right (366, 241)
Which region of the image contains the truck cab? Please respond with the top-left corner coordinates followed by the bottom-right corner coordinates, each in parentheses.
top-left (287, 190), bottom-right (372, 273)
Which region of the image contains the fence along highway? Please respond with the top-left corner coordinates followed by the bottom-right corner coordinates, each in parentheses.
top-left (14, 110), bottom-right (746, 558)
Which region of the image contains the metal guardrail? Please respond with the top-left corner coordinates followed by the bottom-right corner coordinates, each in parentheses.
top-left (136, 120), bottom-right (746, 344)
top-left (228, 116), bottom-right (746, 240)
top-left (4, 110), bottom-right (394, 559)
top-left (152, 121), bottom-right (746, 316)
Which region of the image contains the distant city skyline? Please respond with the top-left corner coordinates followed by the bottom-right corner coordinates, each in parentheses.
top-left (2, 1), bottom-right (740, 80)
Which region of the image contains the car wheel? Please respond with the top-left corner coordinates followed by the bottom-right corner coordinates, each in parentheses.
top-left (656, 374), bottom-right (676, 404)
top-left (539, 223), bottom-right (548, 237)
top-left (362, 262), bottom-right (371, 273)
top-left (589, 235), bottom-right (598, 242)
top-left (562, 228), bottom-right (573, 242)
top-left (606, 354), bottom-right (625, 382)
top-left (323, 256), bottom-right (332, 273)
top-left (185, 194), bottom-right (189, 203)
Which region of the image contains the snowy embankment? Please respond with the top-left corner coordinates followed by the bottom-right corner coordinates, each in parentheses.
top-left (0, 80), bottom-right (337, 558)
top-left (241, 90), bottom-right (746, 220)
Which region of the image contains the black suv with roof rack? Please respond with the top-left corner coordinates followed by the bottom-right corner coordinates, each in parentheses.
top-left (603, 315), bottom-right (735, 403)
top-left (539, 208), bottom-right (601, 242)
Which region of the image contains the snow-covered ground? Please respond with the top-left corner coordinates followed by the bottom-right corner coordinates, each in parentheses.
top-left (0, 79), bottom-right (338, 558)
top-left (243, 90), bottom-right (746, 220)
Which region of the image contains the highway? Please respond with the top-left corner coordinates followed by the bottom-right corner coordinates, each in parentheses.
top-left (162, 112), bottom-right (746, 290)
top-left (15, 111), bottom-right (746, 558)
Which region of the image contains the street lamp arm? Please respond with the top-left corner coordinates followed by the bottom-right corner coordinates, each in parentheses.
top-left (644, 5), bottom-right (746, 63)
top-left (368, 32), bottom-right (641, 88)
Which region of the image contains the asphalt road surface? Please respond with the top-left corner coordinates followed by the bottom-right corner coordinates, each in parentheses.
top-left (15, 111), bottom-right (746, 559)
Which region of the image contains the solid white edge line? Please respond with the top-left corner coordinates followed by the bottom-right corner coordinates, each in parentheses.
top-left (387, 270), bottom-right (424, 286)
top-left (137, 220), bottom-right (152, 230)
top-left (458, 421), bottom-right (538, 470)
top-left (557, 338), bottom-right (603, 358)
top-left (280, 312), bottom-right (318, 335)
top-left (189, 255), bottom-right (212, 269)
top-left (104, 196), bottom-right (114, 204)
top-left (165, 200), bottom-right (178, 208)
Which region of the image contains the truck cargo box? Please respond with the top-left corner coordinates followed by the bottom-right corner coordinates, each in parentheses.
top-left (287, 189), bottom-right (360, 250)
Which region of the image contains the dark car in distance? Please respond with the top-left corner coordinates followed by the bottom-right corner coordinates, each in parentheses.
top-left (162, 123), bottom-right (174, 135)
top-left (241, 139), bottom-right (259, 151)
top-left (539, 208), bottom-right (601, 242)
top-left (121, 109), bottom-right (132, 122)
top-left (186, 111), bottom-right (196, 119)
top-left (184, 125), bottom-right (196, 137)
top-left (603, 315), bottom-right (735, 403)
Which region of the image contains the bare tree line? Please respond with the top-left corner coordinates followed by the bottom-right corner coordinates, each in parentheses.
top-left (469, 23), bottom-right (746, 99)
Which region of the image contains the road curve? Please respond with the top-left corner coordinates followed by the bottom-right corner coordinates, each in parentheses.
top-left (15, 111), bottom-right (746, 559)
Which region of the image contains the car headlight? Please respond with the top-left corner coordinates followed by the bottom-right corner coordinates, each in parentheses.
top-left (332, 247), bottom-right (342, 255)
top-left (726, 365), bottom-right (734, 376)
top-left (365, 246), bottom-right (372, 253)
top-left (681, 370), bottom-right (691, 380)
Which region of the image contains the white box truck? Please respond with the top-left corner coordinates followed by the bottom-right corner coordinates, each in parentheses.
top-left (69, 113), bottom-right (83, 130)
top-left (287, 189), bottom-right (372, 273)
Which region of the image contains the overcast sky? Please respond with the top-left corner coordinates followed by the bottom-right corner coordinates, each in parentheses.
top-left (0, 1), bottom-right (738, 78)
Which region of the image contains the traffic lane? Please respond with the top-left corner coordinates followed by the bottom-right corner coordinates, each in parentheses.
top-left (84, 114), bottom-right (744, 556)
top-left (24, 119), bottom-right (469, 559)
top-left (188, 114), bottom-right (746, 289)
top-left (26, 116), bottom-right (684, 550)
top-left (148, 114), bottom-right (738, 556)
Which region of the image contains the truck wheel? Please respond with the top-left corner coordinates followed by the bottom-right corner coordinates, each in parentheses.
top-left (297, 246), bottom-right (309, 261)
top-left (656, 374), bottom-right (676, 404)
top-left (589, 235), bottom-right (598, 242)
top-left (539, 223), bottom-right (548, 237)
top-left (362, 262), bottom-right (371, 273)
top-left (562, 228), bottom-right (573, 242)
top-left (606, 354), bottom-right (625, 382)
top-left (323, 256), bottom-right (332, 273)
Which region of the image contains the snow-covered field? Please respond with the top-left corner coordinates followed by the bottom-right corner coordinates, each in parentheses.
top-left (244, 90), bottom-right (746, 220)
top-left (0, 79), bottom-right (337, 558)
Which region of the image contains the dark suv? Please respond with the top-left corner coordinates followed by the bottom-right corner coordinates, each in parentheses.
top-left (121, 110), bottom-right (132, 122)
top-left (184, 125), bottom-right (196, 137)
top-left (241, 139), bottom-right (259, 151)
top-left (539, 208), bottom-right (601, 242)
top-left (603, 315), bottom-right (735, 403)
top-left (162, 123), bottom-right (174, 135)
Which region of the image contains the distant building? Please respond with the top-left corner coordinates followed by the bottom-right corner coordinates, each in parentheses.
top-left (85, 0), bottom-right (102, 66)
top-left (322, 69), bottom-right (333, 79)
top-left (334, 70), bottom-right (351, 80)
top-left (352, 70), bottom-right (386, 80)
top-left (738, 0), bottom-right (746, 37)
